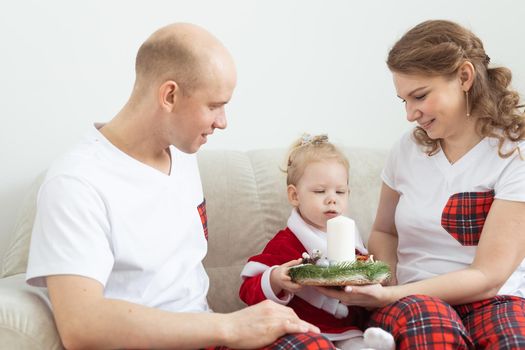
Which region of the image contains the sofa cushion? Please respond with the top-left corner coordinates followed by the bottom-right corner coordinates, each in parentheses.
top-left (0, 273), bottom-right (63, 349)
top-left (199, 149), bottom-right (291, 312)
top-left (1, 172), bottom-right (46, 278)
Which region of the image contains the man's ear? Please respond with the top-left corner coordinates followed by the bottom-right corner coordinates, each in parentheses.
top-left (158, 80), bottom-right (179, 112)
top-left (287, 184), bottom-right (299, 207)
top-left (458, 61), bottom-right (475, 92)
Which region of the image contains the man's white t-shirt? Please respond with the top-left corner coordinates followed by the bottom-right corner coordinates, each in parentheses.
top-left (383, 131), bottom-right (525, 297)
top-left (26, 125), bottom-right (210, 313)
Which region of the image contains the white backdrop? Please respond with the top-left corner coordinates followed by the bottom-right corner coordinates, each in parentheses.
top-left (1, 0), bottom-right (524, 258)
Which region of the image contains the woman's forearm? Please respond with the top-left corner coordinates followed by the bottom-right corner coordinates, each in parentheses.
top-left (368, 230), bottom-right (398, 284)
top-left (389, 266), bottom-right (499, 305)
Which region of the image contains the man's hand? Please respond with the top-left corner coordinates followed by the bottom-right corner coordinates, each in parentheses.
top-left (221, 300), bottom-right (320, 349)
top-left (270, 259), bottom-right (304, 295)
top-left (46, 276), bottom-right (319, 350)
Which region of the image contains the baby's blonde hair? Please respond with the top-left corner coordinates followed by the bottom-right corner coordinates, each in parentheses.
top-left (284, 134), bottom-right (349, 186)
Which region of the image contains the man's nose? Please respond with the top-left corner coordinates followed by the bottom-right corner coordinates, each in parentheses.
top-left (213, 111), bottom-right (227, 130)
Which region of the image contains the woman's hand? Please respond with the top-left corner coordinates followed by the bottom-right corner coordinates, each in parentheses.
top-left (315, 284), bottom-right (395, 308)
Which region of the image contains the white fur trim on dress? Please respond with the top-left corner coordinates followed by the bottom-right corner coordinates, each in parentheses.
top-left (287, 209), bottom-right (328, 257)
top-left (240, 261), bottom-right (270, 278)
top-left (261, 266), bottom-right (294, 305)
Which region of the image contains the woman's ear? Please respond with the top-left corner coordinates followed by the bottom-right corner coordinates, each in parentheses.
top-left (458, 61), bottom-right (475, 92)
top-left (287, 185), bottom-right (299, 207)
top-left (158, 80), bottom-right (179, 112)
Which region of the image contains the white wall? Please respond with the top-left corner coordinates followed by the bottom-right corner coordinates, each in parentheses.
top-left (1, 0), bottom-right (524, 258)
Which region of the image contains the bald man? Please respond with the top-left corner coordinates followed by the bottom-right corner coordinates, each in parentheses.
top-left (25, 23), bottom-right (334, 349)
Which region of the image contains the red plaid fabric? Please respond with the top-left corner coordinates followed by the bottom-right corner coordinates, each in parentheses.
top-left (369, 295), bottom-right (471, 349)
top-left (210, 332), bottom-right (335, 350)
top-left (369, 294), bottom-right (525, 349)
top-left (441, 190), bottom-right (494, 246)
top-left (197, 199), bottom-right (208, 240)
top-left (256, 333), bottom-right (335, 350)
top-left (455, 295), bottom-right (525, 349)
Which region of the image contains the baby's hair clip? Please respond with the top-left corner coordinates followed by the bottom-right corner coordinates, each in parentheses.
top-left (312, 134), bottom-right (329, 145)
top-left (301, 134), bottom-right (313, 146)
top-left (301, 133), bottom-right (328, 146)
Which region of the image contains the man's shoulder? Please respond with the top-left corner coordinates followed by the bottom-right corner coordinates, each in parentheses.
top-left (45, 138), bottom-right (105, 182)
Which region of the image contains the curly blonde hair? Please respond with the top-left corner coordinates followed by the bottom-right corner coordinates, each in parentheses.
top-left (387, 20), bottom-right (525, 157)
top-left (284, 134), bottom-right (349, 186)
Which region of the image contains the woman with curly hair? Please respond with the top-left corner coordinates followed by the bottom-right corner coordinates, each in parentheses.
top-left (319, 20), bottom-right (525, 349)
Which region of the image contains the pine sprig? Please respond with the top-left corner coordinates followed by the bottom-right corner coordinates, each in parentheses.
top-left (288, 260), bottom-right (391, 285)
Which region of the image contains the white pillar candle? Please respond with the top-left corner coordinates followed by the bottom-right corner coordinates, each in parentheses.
top-left (327, 216), bottom-right (356, 263)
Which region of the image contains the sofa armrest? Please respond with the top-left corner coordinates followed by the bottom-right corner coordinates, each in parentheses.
top-left (0, 273), bottom-right (63, 349)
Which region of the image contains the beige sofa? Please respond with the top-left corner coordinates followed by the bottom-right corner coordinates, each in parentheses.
top-left (0, 147), bottom-right (386, 349)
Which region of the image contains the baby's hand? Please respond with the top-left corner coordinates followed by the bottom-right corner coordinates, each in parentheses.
top-left (270, 258), bottom-right (304, 295)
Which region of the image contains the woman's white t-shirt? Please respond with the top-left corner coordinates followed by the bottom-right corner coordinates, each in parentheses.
top-left (382, 131), bottom-right (525, 297)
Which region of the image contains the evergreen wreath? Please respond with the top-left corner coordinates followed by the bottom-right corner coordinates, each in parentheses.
top-left (288, 254), bottom-right (391, 286)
